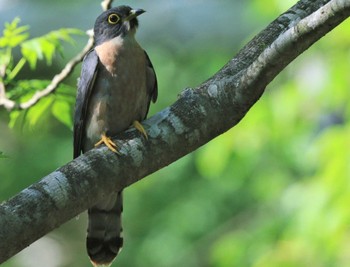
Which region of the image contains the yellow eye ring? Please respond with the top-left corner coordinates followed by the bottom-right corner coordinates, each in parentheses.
top-left (108, 13), bottom-right (120, 24)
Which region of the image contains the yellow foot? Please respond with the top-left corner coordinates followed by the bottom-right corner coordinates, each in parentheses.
top-left (94, 133), bottom-right (120, 154)
top-left (133, 120), bottom-right (148, 140)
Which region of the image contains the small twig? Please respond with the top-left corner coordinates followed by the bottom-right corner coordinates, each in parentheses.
top-left (101, 0), bottom-right (113, 11)
top-left (0, 81), bottom-right (5, 99)
top-left (0, 65), bottom-right (6, 97)
top-left (0, 64), bottom-right (14, 109)
top-left (0, 82), bottom-right (15, 110)
top-left (19, 34), bottom-right (94, 110)
top-left (0, 0), bottom-right (112, 111)
top-left (0, 79), bottom-right (9, 106)
top-left (0, 34), bottom-right (94, 110)
top-left (0, 89), bottom-right (15, 109)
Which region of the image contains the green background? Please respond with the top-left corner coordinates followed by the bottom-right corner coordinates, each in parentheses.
top-left (1, 0), bottom-right (350, 266)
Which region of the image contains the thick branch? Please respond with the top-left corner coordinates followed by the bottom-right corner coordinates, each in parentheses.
top-left (0, 0), bottom-right (349, 263)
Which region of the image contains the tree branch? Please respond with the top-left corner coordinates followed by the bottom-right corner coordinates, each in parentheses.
top-left (0, 0), bottom-right (349, 263)
top-left (0, 59), bottom-right (13, 109)
top-left (101, 0), bottom-right (113, 11)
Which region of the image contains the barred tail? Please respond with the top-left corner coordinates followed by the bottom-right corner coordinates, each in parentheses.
top-left (87, 191), bottom-right (123, 266)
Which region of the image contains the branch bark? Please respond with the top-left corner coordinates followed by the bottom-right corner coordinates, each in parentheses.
top-left (0, 0), bottom-right (349, 263)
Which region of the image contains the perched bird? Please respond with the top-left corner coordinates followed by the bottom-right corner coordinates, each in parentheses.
top-left (73, 5), bottom-right (157, 266)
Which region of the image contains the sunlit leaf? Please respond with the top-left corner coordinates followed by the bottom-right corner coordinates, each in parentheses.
top-left (0, 51), bottom-right (11, 68)
top-left (25, 96), bottom-right (54, 128)
top-left (20, 28), bottom-right (83, 69)
top-left (40, 38), bottom-right (56, 65)
top-left (0, 17), bottom-right (29, 48)
top-left (52, 99), bottom-right (73, 129)
top-left (6, 79), bottom-right (50, 100)
top-left (21, 40), bottom-right (44, 68)
top-left (8, 110), bottom-right (22, 129)
top-left (7, 80), bottom-right (75, 129)
top-left (52, 83), bottom-right (75, 129)
top-left (49, 28), bottom-right (83, 44)
top-left (9, 94), bottom-right (55, 130)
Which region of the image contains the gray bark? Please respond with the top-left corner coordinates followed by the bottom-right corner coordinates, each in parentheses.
top-left (0, 0), bottom-right (349, 263)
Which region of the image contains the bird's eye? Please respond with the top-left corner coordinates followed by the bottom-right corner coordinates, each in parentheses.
top-left (108, 14), bottom-right (120, 25)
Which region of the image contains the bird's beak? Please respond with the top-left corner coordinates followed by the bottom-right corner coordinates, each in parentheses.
top-left (124, 9), bottom-right (146, 21)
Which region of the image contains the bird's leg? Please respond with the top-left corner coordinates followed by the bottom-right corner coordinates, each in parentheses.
top-left (132, 120), bottom-right (148, 140)
top-left (94, 133), bottom-right (120, 154)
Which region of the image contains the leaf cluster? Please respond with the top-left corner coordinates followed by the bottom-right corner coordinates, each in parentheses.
top-left (0, 18), bottom-right (83, 130)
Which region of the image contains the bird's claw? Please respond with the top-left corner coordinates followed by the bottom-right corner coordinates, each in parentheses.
top-left (133, 120), bottom-right (148, 140)
top-left (95, 133), bottom-right (120, 154)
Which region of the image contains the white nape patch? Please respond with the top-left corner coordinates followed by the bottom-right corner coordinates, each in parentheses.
top-left (110, 35), bottom-right (124, 45)
top-left (125, 21), bottom-right (131, 32)
top-left (208, 84), bottom-right (218, 98)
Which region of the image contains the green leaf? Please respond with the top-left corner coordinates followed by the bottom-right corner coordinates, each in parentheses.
top-left (8, 109), bottom-right (22, 129)
top-left (0, 50), bottom-right (11, 68)
top-left (40, 38), bottom-right (56, 65)
top-left (52, 100), bottom-right (73, 129)
top-left (7, 57), bottom-right (26, 80)
top-left (7, 80), bottom-right (75, 130)
top-left (20, 28), bottom-right (83, 69)
top-left (6, 79), bottom-right (50, 100)
top-left (0, 18), bottom-right (29, 48)
top-left (51, 83), bottom-right (75, 129)
top-left (20, 40), bottom-right (44, 68)
top-left (9, 98), bottom-right (54, 130)
top-left (48, 28), bottom-right (83, 44)
top-left (26, 96), bottom-right (54, 127)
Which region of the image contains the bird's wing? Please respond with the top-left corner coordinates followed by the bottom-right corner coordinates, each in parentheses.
top-left (73, 49), bottom-right (99, 158)
top-left (144, 50), bottom-right (158, 109)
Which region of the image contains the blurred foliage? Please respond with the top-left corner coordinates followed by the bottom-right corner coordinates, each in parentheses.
top-left (1, 1), bottom-right (350, 267)
top-left (8, 81), bottom-right (75, 130)
top-left (0, 18), bottom-right (82, 131)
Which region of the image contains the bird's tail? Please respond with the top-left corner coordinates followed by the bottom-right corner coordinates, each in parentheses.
top-left (87, 191), bottom-right (123, 267)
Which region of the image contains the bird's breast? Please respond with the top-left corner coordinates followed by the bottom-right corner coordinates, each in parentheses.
top-left (84, 38), bottom-right (149, 149)
top-left (94, 36), bottom-right (123, 75)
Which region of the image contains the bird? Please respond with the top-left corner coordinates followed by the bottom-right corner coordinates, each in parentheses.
top-left (73, 5), bottom-right (158, 266)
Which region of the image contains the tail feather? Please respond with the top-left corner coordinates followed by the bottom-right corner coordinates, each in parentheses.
top-left (87, 191), bottom-right (123, 266)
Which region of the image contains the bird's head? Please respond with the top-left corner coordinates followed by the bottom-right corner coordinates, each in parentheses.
top-left (93, 6), bottom-right (145, 45)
